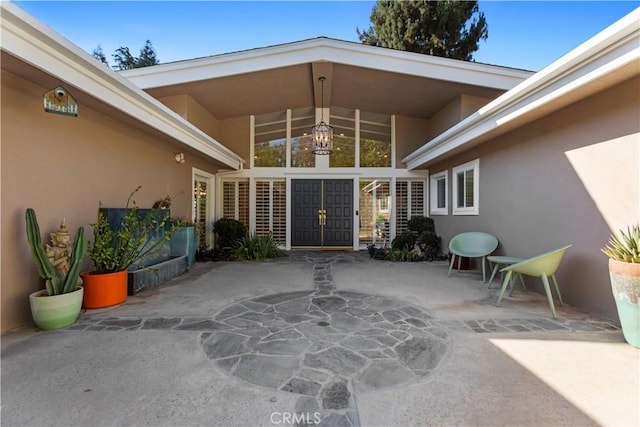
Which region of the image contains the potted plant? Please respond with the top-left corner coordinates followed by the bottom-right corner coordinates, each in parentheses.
top-left (82, 187), bottom-right (172, 308)
top-left (602, 224), bottom-right (640, 347)
top-left (25, 208), bottom-right (87, 330)
top-left (170, 217), bottom-right (196, 268)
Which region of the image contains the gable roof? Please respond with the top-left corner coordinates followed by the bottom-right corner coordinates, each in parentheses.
top-left (403, 7), bottom-right (640, 169)
top-left (122, 37), bottom-right (533, 120)
top-left (0, 1), bottom-right (244, 170)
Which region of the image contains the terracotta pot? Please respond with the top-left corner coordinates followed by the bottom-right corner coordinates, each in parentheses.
top-left (81, 270), bottom-right (128, 309)
top-left (29, 286), bottom-right (83, 330)
top-left (608, 259), bottom-right (640, 348)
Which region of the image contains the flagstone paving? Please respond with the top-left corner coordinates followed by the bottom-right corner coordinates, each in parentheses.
top-left (66, 252), bottom-right (621, 427)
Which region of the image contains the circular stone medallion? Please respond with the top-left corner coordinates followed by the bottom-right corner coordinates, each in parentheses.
top-left (201, 290), bottom-right (449, 393)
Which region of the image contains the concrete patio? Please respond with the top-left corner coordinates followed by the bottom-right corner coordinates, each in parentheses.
top-left (2, 251), bottom-right (638, 426)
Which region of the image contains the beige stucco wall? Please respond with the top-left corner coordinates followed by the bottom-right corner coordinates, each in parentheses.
top-left (158, 94), bottom-right (220, 140)
top-left (219, 116), bottom-right (251, 168)
top-left (1, 70), bottom-right (219, 332)
top-left (395, 115), bottom-right (432, 169)
top-left (429, 76), bottom-right (640, 320)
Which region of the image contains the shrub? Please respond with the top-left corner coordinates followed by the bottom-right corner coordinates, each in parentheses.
top-left (418, 231), bottom-right (442, 261)
top-left (213, 218), bottom-right (246, 249)
top-left (233, 233), bottom-right (282, 260)
top-left (391, 231), bottom-right (417, 251)
top-left (408, 216), bottom-right (435, 234)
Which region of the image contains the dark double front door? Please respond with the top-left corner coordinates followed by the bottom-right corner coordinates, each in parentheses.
top-left (291, 179), bottom-right (353, 248)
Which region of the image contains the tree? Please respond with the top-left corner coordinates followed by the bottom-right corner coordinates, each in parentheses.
top-left (91, 40), bottom-right (159, 70)
top-left (91, 45), bottom-right (108, 66)
top-left (357, 0), bottom-right (488, 61)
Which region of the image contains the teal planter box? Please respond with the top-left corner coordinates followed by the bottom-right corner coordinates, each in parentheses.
top-left (171, 226), bottom-right (196, 268)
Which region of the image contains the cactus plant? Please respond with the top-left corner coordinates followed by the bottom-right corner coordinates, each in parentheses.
top-left (25, 208), bottom-right (87, 295)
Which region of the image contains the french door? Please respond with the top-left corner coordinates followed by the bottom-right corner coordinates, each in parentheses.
top-left (291, 179), bottom-right (353, 248)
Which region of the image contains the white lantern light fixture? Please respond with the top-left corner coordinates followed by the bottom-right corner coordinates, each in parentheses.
top-left (311, 77), bottom-right (333, 155)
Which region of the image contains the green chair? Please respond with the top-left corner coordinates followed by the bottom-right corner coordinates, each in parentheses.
top-left (448, 232), bottom-right (499, 283)
top-left (495, 245), bottom-right (572, 319)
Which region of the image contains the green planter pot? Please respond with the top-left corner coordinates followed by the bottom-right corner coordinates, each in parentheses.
top-left (29, 286), bottom-right (83, 331)
top-left (171, 226), bottom-right (196, 268)
top-left (609, 259), bottom-right (640, 348)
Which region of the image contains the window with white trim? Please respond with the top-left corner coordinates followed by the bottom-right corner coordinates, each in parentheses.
top-left (452, 159), bottom-right (479, 215)
top-left (429, 171), bottom-right (448, 215)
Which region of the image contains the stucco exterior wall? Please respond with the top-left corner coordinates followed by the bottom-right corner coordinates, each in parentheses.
top-left (158, 94), bottom-right (221, 140)
top-left (219, 116), bottom-right (251, 168)
top-left (395, 115), bottom-right (432, 169)
top-left (1, 70), bottom-right (218, 332)
top-left (429, 76), bottom-right (640, 320)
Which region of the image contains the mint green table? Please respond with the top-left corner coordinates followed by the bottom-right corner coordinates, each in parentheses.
top-left (487, 256), bottom-right (526, 290)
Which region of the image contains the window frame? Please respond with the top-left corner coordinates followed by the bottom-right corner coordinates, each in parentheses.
top-left (429, 170), bottom-right (448, 216)
top-left (452, 159), bottom-right (479, 216)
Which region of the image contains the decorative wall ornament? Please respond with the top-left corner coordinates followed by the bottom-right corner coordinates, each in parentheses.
top-left (43, 86), bottom-right (78, 117)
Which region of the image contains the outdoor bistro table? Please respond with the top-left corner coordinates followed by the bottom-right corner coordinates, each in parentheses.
top-left (486, 256), bottom-right (527, 291)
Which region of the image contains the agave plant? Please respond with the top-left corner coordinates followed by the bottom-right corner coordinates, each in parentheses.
top-left (602, 225), bottom-right (640, 263)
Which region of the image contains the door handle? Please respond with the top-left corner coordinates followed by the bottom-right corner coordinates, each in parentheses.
top-left (318, 209), bottom-right (327, 226)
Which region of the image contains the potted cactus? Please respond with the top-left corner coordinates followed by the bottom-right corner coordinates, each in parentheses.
top-left (25, 208), bottom-right (87, 330)
top-left (602, 224), bottom-right (640, 347)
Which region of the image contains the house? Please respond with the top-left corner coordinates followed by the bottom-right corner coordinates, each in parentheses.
top-left (1, 1), bottom-right (637, 331)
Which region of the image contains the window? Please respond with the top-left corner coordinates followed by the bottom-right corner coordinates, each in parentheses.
top-left (395, 180), bottom-right (425, 234)
top-left (429, 171), bottom-right (448, 215)
top-left (255, 180), bottom-right (286, 244)
top-left (360, 111), bottom-right (391, 167)
top-left (254, 111), bottom-right (286, 167)
top-left (222, 180), bottom-right (249, 227)
top-left (290, 108), bottom-right (315, 168)
top-left (452, 159), bottom-right (479, 215)
top-left (330, 107), bottom-right (356, 168)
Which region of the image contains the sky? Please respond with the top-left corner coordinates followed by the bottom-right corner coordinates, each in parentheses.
top-left (13, 1), bottom-right (640, 71)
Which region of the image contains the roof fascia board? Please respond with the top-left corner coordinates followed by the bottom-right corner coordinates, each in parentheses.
top-left (0, 2), bottom-right (243, 170)
top-left (403, 8), bottom-right (640, 169)
top-left (122, 38), bottom-right (532, 91)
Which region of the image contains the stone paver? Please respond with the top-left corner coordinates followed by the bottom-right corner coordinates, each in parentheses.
top-left (65, 251), bottom-right (622, 427)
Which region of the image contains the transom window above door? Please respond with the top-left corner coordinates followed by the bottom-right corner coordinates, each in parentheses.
top-left (252, 108), bottom-right (392, 169)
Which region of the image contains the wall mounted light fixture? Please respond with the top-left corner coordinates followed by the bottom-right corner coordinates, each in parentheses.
top-left (174, 153), bottom-right (185, 164)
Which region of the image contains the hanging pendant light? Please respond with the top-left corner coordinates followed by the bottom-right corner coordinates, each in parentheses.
top-left (311, 77), bottom-right (333, 155)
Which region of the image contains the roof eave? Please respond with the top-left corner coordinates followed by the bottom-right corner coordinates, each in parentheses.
top-left (121, 37), bottom-right (533, 91)
top-left (0, 1), bottom-right (244, 171)
top-left (403, 8), bottom-right (640, 170)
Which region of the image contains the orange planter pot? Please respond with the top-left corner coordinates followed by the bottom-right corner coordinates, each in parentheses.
top-left (81, 270), bottom-right (128, 309)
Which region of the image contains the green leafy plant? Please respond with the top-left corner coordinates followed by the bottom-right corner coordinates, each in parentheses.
top-left (602, 225), bottom-right (640, 263)
top-left (408, 216), bottom-right (435, 234)
top-left (25, 208), bottom-right (87, 295)
top-left (88, 186), bottom-right (172, 274)
top-left (233, 233), bottom-right (282, 260)
top-left (392, 230), bottom-right (417, 251)
top-left (213, 218), bottom-right (246, 249)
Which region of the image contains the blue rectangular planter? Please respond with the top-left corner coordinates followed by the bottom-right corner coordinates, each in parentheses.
top-left (170, 226), bottom-right (196, 268)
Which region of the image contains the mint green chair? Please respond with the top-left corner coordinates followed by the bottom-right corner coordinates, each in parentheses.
top-left (496, 245), bottom-right (572, 319)
top-left (448, 232), bottom-right (499, 283)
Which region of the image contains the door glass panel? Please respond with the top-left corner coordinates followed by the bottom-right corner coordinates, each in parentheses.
top-left (193, 178), bottom-right (208, 249)
top-left (360, 179), bottom-right (390, 246)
